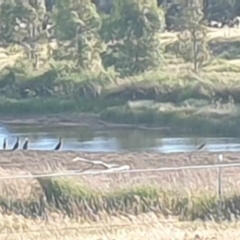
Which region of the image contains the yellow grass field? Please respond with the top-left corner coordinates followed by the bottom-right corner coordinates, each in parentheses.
top-left (1, 213), bottom-right (240, 240)
top-left (159, 27), bottom-right (240, 44)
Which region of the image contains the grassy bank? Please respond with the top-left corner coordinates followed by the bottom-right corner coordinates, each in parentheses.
top-left (1, 95), bottom-right (240, 135)
top-left (0, 96), bottom-right (124, 115)
top-left (0, 97), bottom-right (78, 114)
top-left (100, 100), bottom-right (240, 135)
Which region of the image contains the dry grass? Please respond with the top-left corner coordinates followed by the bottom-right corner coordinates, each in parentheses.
top-left (160, 27), bottom-right (240, 45)
top-left (0, 151), bottom-right (239, 238)
top-left (0, 151), bottom-right (237, 172)
top-left (0, 50), bottom-right (24, 71)
top-left (0, 212), bottom-right (240, 240)
top-left (0, 168), bottom-right (40, 199)
top-left (0, 151), bottom-right (239, 196)
top-left (0, 41), bottom-right (57, 72)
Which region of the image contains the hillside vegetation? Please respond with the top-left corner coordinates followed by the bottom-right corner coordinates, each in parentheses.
top-left (1, 0), bottom-right (240, 133)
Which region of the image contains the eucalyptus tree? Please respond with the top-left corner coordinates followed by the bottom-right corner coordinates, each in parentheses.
top-left (177, 3), bottom-right (210, 72)
top-left (100, 0), bottom-right (165, 77)
top-left (0, 0), bottom-right (48, 69)
top-left (52, 0), bottom-right (105, 73)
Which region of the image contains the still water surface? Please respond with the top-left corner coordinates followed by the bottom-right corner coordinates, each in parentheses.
top-left (0, 124), bottom-right (240, 153)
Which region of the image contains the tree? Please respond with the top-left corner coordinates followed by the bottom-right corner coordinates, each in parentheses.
top-left (52, 0), bottom-right (105, 73)
top-left (100, 0), bottom-right (165, 77)
top-left (0, 0), bottom-right (48, 69)
top-left (177, 4), bottom-right (210, 72)
top-left (201, 0), bottom-right (236, 22)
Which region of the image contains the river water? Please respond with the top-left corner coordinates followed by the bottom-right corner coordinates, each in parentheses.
top-left (0, 124), bottom-right (240, 153)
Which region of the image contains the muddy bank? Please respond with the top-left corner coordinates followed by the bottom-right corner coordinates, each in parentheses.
top-left (0, 113), bottom-right (172, 131)
top-left (0, 113), bottom-right (100, 127)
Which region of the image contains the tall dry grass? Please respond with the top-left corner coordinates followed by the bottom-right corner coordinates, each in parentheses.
top-left (0, 151), bottom-right (239, 221)
top-left (1, 212), bottom-right (240, 240)
top-left (0, 151), bottom-right (239, 238)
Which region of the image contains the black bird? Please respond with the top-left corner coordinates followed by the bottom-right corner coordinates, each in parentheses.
top-left (22, 138), bottom-right (29, 150)
top-left (189, 142), bottom-right (206, 161)
top-left (12, 136), bottom-right (19, 151)
top-left (54, 137), bottom-right (62, 150)
top-left (3, 138), bottom-right (7, 150)
top-left (42, 20), bottom-right (47, 31)
top-left (197, 143), bottom-right (206, 151)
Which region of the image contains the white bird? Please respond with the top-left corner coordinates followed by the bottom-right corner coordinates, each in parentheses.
top-left (16, 18), bottom-right (27, 28)
top-left (218, 154), bottom-right (223, 162)
top-left (232, 16), bottom-right (240, 28)
top-left (209, 20), bottom-right (223, 28)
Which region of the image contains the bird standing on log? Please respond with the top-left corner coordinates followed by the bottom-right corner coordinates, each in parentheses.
top-left (12, 136), bottom-right (19, 151)
top-left (22, 138), bottom-right (29, 150)
top-left (3, 138), bottom-right (6, 150)
top-left (54, 137), bottom-right (62, 150)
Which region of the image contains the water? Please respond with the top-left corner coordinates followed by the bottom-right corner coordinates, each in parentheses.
top-left (0, 124), bottom-right (240, 153)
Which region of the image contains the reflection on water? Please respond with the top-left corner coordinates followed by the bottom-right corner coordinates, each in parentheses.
top-left (0, 124), bottom-right (240, 153)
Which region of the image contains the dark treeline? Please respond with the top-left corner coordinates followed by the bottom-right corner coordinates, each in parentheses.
top-left (162, 0), bottom-right (240, 31)
top-left (92, 0), bottom-right (240, 31)
top-left (42, 0), bottom-right (240, 27)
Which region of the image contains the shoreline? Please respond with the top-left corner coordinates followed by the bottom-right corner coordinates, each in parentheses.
top-left (0, 96), bottom-right (239, 135)
top-left (0, 112), bottom-right (174, 131)
top-left (0, 105), bottom-right (238, 136)
top-left (0, 112), bottom-right (234, 136)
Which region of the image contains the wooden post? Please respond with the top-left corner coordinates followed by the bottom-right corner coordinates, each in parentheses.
top-left (218, 154), bottom-right (223, 199)
top-left (217, 153), bottom-right (223, 221)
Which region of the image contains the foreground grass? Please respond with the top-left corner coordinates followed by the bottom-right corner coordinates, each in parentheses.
top-left (0, 154), bottom-right (240, 238)
top-left (1, 213), bottom-right (240, 240)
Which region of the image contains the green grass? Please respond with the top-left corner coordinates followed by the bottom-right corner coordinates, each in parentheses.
top-left (0, 96), bottom-right (125, 115)
top-left (0, 97), bottom-right (78, 114)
